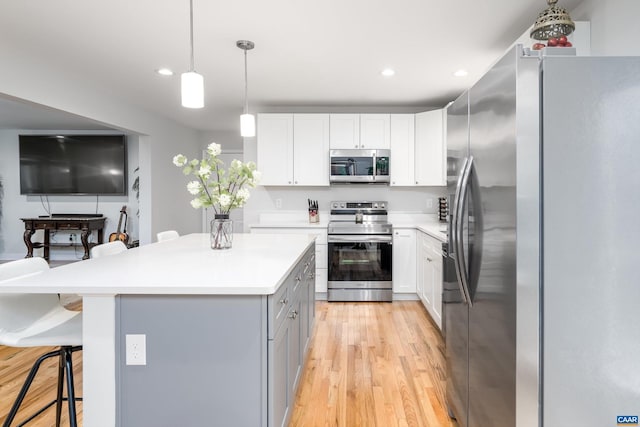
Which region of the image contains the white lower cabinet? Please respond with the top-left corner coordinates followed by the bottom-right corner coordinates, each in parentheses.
top-left (417, 231), bottom-right (443, 330)
top-left (392, 228), bottom-right (417, 294)
top-left (314, 262), bottom-right (328, 293)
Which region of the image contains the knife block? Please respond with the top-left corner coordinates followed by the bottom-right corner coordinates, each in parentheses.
top-left (438, 197), bottom-right (448, 222)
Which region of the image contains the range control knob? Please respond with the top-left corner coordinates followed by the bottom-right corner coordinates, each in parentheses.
top-left (332, 203), bottom-right (338, 209)
top-left (380, 203), bottom-right (386, 209)
top-left (340, 203), bottom-right (346, 208)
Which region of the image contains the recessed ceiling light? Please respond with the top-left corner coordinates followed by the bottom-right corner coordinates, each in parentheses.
top-left (381, 68), bottom-right (395, 77)
top-left (453, 69), bottom-right (468, 77)
top-left (156, 68), bottom-right (174, 76)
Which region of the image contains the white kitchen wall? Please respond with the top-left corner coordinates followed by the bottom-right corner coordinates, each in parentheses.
top-left (242, 135), bottom-right (446, 232)
top-left (0, 40), bottom-right (202, 255)
top-left (199, 129), bottom-right (244, 152)
top-left (571, 0), bottom-right (640, 55)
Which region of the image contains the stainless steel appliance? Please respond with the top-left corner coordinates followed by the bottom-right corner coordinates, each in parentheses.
top-left (440, 241), bottom-right (457, 339)
top-left (329, 149), bottom-right (390, 184)
top-left (327, 201), bottom-right (392, 301)
top-left (445, 45), bottom-right (640, 427)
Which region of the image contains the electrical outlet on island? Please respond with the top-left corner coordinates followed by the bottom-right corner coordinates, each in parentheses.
top-left (426, 198), bottom-right (433, 210)
top-left (275, 198), bottom-right (282, 209)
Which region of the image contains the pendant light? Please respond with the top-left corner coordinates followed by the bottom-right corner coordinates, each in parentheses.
top-left (181, 0), bottom-right (204, 108)
top-left (530, 0), bottom-right (575, 40)
top-left (237, 40), bottom-right (255, 137)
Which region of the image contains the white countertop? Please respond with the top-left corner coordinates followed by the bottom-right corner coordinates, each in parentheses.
top-left (416, 223), bottom-right (448, 242)
top-left (0, 233), bottom-right (316, 295)
top-left (251, 219), bottom-right (448, 242)
top-left (251, 222), bottom-right (328, 229)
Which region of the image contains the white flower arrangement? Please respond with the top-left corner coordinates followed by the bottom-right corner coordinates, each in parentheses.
top-left (173, 142), bottom-right (260, 215)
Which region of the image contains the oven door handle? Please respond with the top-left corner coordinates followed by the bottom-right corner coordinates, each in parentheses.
top-left (328, 235), bottom-right (393, 243)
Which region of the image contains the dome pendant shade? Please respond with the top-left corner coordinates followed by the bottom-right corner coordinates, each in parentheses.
top-left (530, 0), bottom-right (575, 40)
top-left (241, 113), bottom-right (256, 137)
top-left (181, 71), bottom-right (204, 108)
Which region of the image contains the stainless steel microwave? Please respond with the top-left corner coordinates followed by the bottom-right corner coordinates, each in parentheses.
top-left (329, 149), bottom-right (390, 184)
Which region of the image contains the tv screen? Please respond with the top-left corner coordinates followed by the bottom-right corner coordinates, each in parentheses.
top-left (19, 134), bottom-right (127, 195)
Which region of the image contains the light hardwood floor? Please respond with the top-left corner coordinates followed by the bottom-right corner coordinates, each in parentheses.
top-left (0, 344), bottom-right (83, 426)
top-left (290, 301), bottom-right (456, 427)
top-left (0, 301), bottom-right (454, 427)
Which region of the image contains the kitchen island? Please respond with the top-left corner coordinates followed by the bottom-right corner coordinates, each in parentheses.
top-left (0, 233), bottom-right (317, 427)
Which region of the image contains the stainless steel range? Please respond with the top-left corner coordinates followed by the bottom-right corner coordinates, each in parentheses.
top-left (327, 201), bottom-right (393, 302)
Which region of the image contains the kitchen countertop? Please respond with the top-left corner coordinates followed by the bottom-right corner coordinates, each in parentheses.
top-left (250, 222), bottom-right (329, 229)
top-left (251, 220), bottom-right (448, 242)
top-left (416, 223), bottom-right (448, 243)
top-left (0, 233), bottom-right (316, 295)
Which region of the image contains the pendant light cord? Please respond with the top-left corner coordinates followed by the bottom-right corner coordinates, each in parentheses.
top-left (189, 0), bottom-right (195, 71)
top-left (243, 48), bottom-right (249, 114)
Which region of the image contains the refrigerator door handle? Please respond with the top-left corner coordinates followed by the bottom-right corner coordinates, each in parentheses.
top-left (452, 156), bottom-right (472, 306)
top-left (466, 157), bottom-right (484, 303)
top-left (455, 156), bottom-right (474, 307)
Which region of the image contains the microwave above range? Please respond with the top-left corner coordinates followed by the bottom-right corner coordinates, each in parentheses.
top-left (329, 149), bottom-right (390, 184)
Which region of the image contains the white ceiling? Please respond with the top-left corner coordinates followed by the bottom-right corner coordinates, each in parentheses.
top-left (0, 0), bottom-right (584, 133)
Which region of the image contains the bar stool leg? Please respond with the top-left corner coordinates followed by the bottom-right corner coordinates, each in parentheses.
top-left (64, 347), bottom-right (78, 427)
top-left (55, 349), bottom-right (65, 427)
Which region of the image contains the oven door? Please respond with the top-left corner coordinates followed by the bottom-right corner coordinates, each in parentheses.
top-left (327, 234), bottom-right (392, 287)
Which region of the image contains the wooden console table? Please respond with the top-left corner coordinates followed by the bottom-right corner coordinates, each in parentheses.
top-left (21, 216), bottom-right (106, 261)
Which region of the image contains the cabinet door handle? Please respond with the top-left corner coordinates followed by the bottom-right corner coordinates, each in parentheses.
top-left (288, 181), bottom-right (292, 184)
top-left (279, 297), bottom-right (289, 305)
top-left (426, 257), bottom-right (432, 262)
top-left (295, 181), bottom-right (298, 184)
top-left (415, 181), bottom-right (419, 184)
top-left (288, 310), bottom-right (298, 319)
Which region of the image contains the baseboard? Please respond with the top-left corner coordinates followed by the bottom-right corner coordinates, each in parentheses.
top-left (315, 292), bottom-right (419, 302)
top-left (393, 293), bottom-right (419, 301)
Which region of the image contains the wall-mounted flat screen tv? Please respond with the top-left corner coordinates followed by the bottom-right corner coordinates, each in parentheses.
top-left (19, 134), bottom-right (127, 195)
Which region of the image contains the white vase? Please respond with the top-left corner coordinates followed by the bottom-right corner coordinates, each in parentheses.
top-left (210, 214), bottom-right (233, 250)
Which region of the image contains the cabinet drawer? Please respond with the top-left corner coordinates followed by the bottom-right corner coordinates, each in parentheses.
top-left (56, 223), bottom-right (79, 230)
top-left (268, 280), bottom-right (290, 339)
top-left (32, 221), bottom-right (58, 229)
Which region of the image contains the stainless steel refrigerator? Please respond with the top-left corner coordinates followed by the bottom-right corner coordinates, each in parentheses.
top-left (445, 45), bottom-right (640, 427)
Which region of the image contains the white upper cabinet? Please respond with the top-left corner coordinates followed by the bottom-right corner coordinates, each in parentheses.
top-left (257, 114), bottom-right (294, 186)
top-left (293, 114), bottom-right (330, 186)
top-left (390, 114), bottom-right (415, 186)
top-left (330, 114), bottom-right (390, 149)
top-left (360, 114), bottom-right (390, 149)
top-left (257, 110), bottom-right (443, 186)
top-left (257, 113), bottom-right (330, 186)
top-left (329, 114), bottom-right (360, 149)
top-left (415, 109), bottom-right (446, 186)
